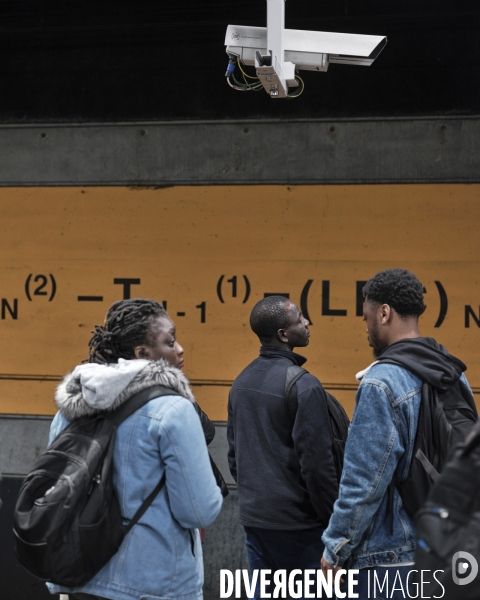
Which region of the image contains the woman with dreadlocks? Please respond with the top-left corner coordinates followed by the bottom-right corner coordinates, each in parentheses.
top-left (46, 298), bottom-right (223, 600)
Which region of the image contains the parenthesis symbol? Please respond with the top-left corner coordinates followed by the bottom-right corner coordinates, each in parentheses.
top-left (217, 275), bottom-right (225, 303)
top-left (49, 274), bottom-right (56, 301)
top-left (242, 276), bottom-right (251, 304)
top-left (300, 279), bottom-right (314, 325)
top-left (433, 280), bottom-right (448, 328)
top-left (25, 274), bottom-right (32, 301)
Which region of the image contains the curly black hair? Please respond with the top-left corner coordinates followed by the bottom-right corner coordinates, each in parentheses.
top-left (363, 269), bottom-right (426, 318)
top-left (88, 298), bottom-right (168, 364)
top-left (250, 295), bottom-right (290, 343)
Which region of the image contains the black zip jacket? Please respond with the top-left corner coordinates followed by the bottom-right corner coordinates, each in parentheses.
top-left (227, 347), bottom-right (338, 530)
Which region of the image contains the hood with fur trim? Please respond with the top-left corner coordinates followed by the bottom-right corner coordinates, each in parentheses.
top-left (55, 359), bottom-right (195, 421)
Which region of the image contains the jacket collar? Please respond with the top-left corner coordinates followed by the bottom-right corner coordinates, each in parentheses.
top-left (55, 358), bottom-right (195, 421)
top-left (259, 346), bottom-right (307, 366)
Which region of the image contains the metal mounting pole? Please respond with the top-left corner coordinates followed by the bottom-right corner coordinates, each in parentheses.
top-left (254, 0), bottom-right (296, 98)
top-left (267, 0), bottom-right (285, 74)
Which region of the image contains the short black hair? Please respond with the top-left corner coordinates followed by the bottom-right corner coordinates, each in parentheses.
top-left (363, 269), bottom-right (426, 317)
top-left (88, 298), bottom-right (168, 364)
top-left (250, 296), bottom-right (289, 343)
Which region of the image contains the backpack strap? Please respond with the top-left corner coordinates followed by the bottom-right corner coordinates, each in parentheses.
top-left (285, 365), bottom-right (308, 420)
top-left (108, 384), bottom-right (182, 533)
top-left (109, 384), bottom-right (181, 427)
top-left (123, 473), bottom-right (167, 535)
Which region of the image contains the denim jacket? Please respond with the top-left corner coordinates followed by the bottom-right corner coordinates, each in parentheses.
top-left (47, 360), bottom-right (223, 600)
top-left (322, 362), bottom-right (422, 569)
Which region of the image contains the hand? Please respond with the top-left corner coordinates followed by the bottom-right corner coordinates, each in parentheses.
top-left (321, 556), bottom-right (345, 584)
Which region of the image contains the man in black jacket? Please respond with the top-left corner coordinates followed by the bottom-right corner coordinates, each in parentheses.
top-left (227, 295), bottom-right (338, 599)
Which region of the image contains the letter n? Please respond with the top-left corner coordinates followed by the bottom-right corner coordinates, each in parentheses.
top-left (465, 305), bottom-right (480, 328)
top-left (1, 299), bottom-right (18, 320)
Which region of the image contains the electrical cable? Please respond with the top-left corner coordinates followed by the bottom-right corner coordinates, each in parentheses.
top-left (225, 56), bottom-right (305, 97)
top-left (226, 76), bottom-right (249, 91)
top-left (225, 55), bottom-right (263, 91)
top-left (236, 57), bottom-right (259, 80)
top-left (231, 73), bottom-right (262, 90)
top-left (235, 57), bottom-right (263, 90)
top-left (287, 74), bottom-right (305, 98)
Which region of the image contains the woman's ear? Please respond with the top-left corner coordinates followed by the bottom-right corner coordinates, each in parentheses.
top-left (134, 346), bottom-right (149, 360)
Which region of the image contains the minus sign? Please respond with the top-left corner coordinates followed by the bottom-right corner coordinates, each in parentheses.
top-left (78, 296), bottom-right (104, 302)
top-left (263, 293), bottom-right (290, 299)
top-left (176, 312), bottom-right (186, 317)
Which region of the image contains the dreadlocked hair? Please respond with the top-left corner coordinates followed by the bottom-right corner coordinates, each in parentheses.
top-left (88, 298), bottom-right (168, 364)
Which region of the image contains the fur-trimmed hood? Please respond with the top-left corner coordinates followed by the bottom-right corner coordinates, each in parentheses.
top-left (55, 359), bottom-right (195, 421)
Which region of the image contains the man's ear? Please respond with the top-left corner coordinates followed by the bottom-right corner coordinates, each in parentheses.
top-left (134, 346), bottom-right (150, 360)
top-left (277, 328), bottom-right (289, 344)
top-left (380, 304), bottom-right (392, 324)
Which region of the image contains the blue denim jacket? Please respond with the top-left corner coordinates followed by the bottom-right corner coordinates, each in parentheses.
top-left (47, 392), bottom-right (223, 600)
top-left (322, 362), bottom-right (422, 569)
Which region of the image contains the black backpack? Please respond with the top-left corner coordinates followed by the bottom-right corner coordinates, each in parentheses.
top-left (285, 365), bottom-right (350, 482)
top-left (414, 419), bottom-right (480, 599)
top-left (381, 359), bottom-right (478, 520)
top-left (13, 384), bottom-right (178, 586)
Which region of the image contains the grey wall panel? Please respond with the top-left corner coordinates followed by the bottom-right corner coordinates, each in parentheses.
top-left (0, 415), bottom-right (52, 476)
top-left (0, 118), bottom-right (479, 185)
top-left (0, 416), bottom-right (234, 486)
top-left (203, 490), bottom-right (249, 600)
top-left (0, 477), bottom-right (53, 599)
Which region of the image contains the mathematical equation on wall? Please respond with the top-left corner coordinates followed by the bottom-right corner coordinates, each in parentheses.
top-left (3, 271), bottom-right (480, 329)
top-left (0, 183), bottom-right (479, 416)
top-left (2, 272), bottom-right (480, 329)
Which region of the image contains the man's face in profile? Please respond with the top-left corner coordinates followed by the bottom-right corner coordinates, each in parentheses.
top-left (282, 301), bottom-right (310, 349)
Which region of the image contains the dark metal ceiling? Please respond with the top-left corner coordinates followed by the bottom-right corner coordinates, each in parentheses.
top-left (0, 0), bottom-right (478, 121)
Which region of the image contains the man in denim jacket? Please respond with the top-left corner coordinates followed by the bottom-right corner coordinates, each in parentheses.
top-left (321, 269), bottom-right (473, 599)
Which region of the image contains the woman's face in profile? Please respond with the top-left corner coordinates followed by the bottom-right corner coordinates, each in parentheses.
top-left (142, 316), bottom-right (185, 369)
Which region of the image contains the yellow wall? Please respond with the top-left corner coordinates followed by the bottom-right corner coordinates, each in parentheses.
top-left (0, 185), bottom-right (479, 419)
